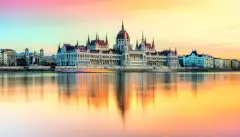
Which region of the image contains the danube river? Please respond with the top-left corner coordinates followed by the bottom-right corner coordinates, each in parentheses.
top-left (0, 72), bottom-right (240, 137)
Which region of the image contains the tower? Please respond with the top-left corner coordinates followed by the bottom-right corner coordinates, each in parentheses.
top-left (105, 34), bottom-right (108, 45)
top-left (39, 49), bottom-right (44, 65)
top-left (96, 33), bottom-right (99, 42)
top-left (87, 35), bottom-right (90, 45)
top-left (116, 21), bottom-right (131, 66)
top-left (25, 48), bottom-right (30, 66)
top-left (152, 38), bottom-right (155, 50)
top-left (136, 38), bottom-right (139, 50)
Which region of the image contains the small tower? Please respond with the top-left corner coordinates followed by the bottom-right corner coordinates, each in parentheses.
top-left (76, 41), bottom-right (79, 47)
top-left (86, 35), bottom-right (90, 46)
top-left (57, 43), bottom-right (61, 53)
top-left (141, 31), bottom-right (144, 44)
top-left (175, 48), bottom-right (178, 56)
top-left (105, 34), bottom-right (108, 45)
top-left (152, 38), bottom-right (155, 50)
top-left (40, 49), bottom-right (44, 56)
top-left (39, 49), bottom-right (44, 66)
top-left (136, 38), bottom-right (139, 50)
top-left (25, 48), bottom-right (29, 54)
top-left (96, 33), bottom-right (99, 42)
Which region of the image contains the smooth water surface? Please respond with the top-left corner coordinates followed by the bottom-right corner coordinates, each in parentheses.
top-left (0, 72), bottom-right (240, 137)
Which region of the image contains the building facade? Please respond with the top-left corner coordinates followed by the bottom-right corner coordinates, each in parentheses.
top-left (214, 58), bottom-right (224, 69)
top-left (0, 49), bottom-right (16, 66)
top-left (16, 48), bottom-right (45, 66)
top-left (223, 59), bottom-right (231, 69)
top-left (56, 22), bottom-right (180, 68)
top-left (231, 59), bottom-right (239, 68)
top-left (183, 50), bottom-right (214, 68)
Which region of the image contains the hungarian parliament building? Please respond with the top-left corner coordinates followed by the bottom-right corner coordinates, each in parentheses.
top-left (56, 22), bottom-right (180, 69)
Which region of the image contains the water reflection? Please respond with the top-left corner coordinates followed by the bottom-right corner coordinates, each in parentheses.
top-left (0, 72), bottom-right (240, 136)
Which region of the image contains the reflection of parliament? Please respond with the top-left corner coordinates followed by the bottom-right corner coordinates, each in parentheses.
top-left (56, 22), bottom-right (179, 68)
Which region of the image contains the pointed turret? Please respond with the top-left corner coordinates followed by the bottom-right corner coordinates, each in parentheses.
top-left (96, 33), bottom-right (99, 40)
top-left (136, 38), bottom-right (139, 50)
top-left (144, 37), bottom-right (147, 45)
top-left (95, 33), bottom-right (99, 44)
top-left (141, 31), bottom-right (144, 43)
top-left (76, 41), bottom-right (79, 46)
top-left (152, 38), bottom-right (155, 49)
top-left (57, 43), bottom-right (61, 52)
top-left (87, 34), bottom-right (90, 46)
top-left (105, 34), bottom-right (108, 45)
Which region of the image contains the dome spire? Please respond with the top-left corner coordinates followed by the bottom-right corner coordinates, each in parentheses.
top-left (122, 20), bottom-right (124, 30)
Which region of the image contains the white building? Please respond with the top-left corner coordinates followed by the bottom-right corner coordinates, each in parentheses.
top-left (56, 22), bottom-right (180, 68)
top-left (0, 49), bottom-right (16, 66)
top-left (214, 58), bottom-right (224, 69)
top-left (183, 50), bottom-right (214, 68)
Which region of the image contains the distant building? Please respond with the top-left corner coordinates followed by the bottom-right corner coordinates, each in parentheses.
top-left (43, 55), bottom-right (56, 66)
top-left (56, 22), bottom-right (180, 68)
top-left (223, 59), bottom-right (231, 69)
top-left (178, 56), bottom-right (184, 67)
top-left (0, 49), bottom-right (16, 66)
top-left (231, 59), bottom-right (239, 68)
top-left (16, 48), bottom-right (45, 66)
top-left (214, 58), bottom-right (224, 69)
top-left (183, 50), bottom-right (213, 68)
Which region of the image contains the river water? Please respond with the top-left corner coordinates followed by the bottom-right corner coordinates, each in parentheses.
top-left (0, 72), bottom-right (240, 137)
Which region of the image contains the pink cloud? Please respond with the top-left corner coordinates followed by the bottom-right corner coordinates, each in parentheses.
top-left (0, 0), bottom-right (100, 10)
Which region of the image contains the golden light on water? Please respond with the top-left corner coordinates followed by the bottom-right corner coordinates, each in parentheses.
top-left (0, 72), bottom-right (240, 136)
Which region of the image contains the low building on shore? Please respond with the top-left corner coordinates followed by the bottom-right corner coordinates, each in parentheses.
top-left (223, 59), bottom-right (232, 69)
top-left (214, 58), bottom-right (224, 69)
top-left (0, 49), bottom-right (16, 66)
top-left (183, 50), bottom-right (214, 68)
top-left (231, 59), bottom-right (239, 69)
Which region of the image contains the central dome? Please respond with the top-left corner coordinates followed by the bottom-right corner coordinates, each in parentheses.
top-left (116, 21), bottom-right (130, 40)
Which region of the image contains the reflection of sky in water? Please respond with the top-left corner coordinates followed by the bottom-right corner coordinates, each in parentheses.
top-left (0, 72), bottom-right (240, 137)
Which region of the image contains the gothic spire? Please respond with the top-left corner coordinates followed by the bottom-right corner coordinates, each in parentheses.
top-left (136, 38), bottom-right (139, 50)
top-left (141, 31), bottom-right (144, 42)
top-left (144, 37), bottom-right (147, 44)
top-left (57, 43), bottom-right (61, 52)
top-left (76, 40), bottom-right (79, 46)
top-left (87, 34), bottom-right (90, 45)
top-left (105, 34), bottom-right (108, 45)
top-left (152, 38), bottom-right (155, 49)
top-left (96, 33), bottom-right (99, 41)
top-left (122, 20), bottom-right (124, 30)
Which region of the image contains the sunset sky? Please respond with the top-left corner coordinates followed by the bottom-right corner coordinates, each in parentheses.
top-left (0, 0), bottom-right (240, 59)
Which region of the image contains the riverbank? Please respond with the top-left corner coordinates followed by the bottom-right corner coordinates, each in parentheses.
top-left (0, 66), bottom-right (55, 72)
top-left (1, 66), bottom-right (240, 73)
